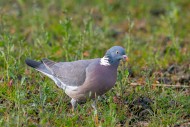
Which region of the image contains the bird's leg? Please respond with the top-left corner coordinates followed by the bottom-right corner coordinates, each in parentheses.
top-left (91, 99), bottom-right (99, 125)
top-left (91, 100), bottom-right (98, 117)
top-left (91, 100), bottom-right (97, 111)
top-left (71, 98), bottom-right (77, 112)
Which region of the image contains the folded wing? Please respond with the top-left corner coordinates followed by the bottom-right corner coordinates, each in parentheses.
top-left (26, 58), bottom-right (98, 90)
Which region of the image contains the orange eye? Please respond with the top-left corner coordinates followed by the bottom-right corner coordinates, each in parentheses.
top-left (116, 51), bottom-right (119, 54)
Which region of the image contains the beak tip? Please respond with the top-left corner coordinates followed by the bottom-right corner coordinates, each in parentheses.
top-left (123, 55), bottom-right (129, 62)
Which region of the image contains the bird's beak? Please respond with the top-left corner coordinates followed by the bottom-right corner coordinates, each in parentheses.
top-left (122, 55), bottom-right (129, 62)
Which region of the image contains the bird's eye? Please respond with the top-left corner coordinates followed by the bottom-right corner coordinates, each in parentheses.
top-left (116, 51), bottom-right (119, 54)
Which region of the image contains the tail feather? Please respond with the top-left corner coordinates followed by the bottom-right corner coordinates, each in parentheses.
top-left (25, 58), bottom-right (63, 88)
top-left (25, 59), bottom-right (41, 68)
top-left (25, 58), bottom-right (52, 75)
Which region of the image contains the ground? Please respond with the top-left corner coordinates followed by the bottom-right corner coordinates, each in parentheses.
top-left (0, 0), bottom-right (190, 126)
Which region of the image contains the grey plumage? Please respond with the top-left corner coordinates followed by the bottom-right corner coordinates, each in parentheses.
top-left (25, 46), bottom-right (128, 110)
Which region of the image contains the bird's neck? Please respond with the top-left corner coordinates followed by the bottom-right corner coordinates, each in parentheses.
top-left (100, 56), bottom-right (119, 67)
top-left (100, 56), bottom-right (110, 66)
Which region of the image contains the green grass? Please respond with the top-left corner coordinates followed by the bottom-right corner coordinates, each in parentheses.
top-left (0, 0), bottom-right (190, 126)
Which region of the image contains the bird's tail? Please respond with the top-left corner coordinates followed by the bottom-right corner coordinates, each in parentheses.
top-left (25, 58), bottom-right (63, 89)
top-left (25, 59), bottom-right (41, 68)
top-left (25, 59), bottom-right (52, 75)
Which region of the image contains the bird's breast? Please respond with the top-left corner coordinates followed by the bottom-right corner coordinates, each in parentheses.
top-left (86, 65), bottom-right (118, 95)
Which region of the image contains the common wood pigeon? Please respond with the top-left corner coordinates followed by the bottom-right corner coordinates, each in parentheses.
top-left (25, 46), bottom-right (128, 110)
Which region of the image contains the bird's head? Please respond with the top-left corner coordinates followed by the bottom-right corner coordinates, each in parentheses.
top-left (100, 46), bottom-right (128, 66)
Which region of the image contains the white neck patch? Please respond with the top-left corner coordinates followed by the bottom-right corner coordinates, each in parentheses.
top-left (100, 56), bottom-right (111, 66)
